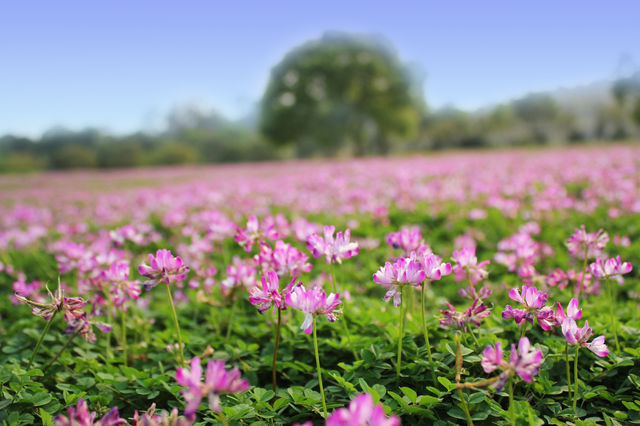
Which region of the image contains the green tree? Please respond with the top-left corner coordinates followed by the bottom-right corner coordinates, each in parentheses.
top-left (260, 32), bottom-right (423, 156)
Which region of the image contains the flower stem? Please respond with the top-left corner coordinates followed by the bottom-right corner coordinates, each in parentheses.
top-left (519, 321), bottom-right (528, 339)
top-left (396, 287), bottom-right (406, 380)
top-left (216, 410), bottom-right (229, 426)
top-left (121, 307), bottom-right (128, 367)
top-left (272, 309), bottom-right (282, 393)
top-left (27, 311), bottom-right (58, 370)
top-left (226, 290), bottom-right (238, 341)
top-left (43, 327), bottom-right (81, 373)
top-left (165, 284), bottom-right (184, 365)
top-left (573, 347), bottom-right (579, 415)
top-left (508, 376), bottom-right (516, 426)
top-left (421, 283), bottom-right (437, 384)
top-left (577, 246), bottom-right (588, 297)
top-left (457, 387), bottom-right (474, 426)
top-left (606, 279), bottom-right (620, 351)
top-left (565, 343), bottom-right (571, 404)
top-left (312, 315), bottom-right (327, 418)
top-left (332, 271), bottom-right (358, 360)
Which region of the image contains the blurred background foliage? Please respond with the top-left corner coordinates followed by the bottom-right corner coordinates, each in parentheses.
top-left (2, 32), bottom-right (640, 172)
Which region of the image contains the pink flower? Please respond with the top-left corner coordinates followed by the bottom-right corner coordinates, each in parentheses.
top-left (221, 256), bottom-right (257, 293)
top-left (373, 258), bottom-right (425, 307)
top-left (419, 252), bottom-right (452, 281)
top-left (131, 404), bottom-right (194, 426)
top-left (502, 284), bottom-right (554, 331)
top-left (566, 225), bottom-right (609, 259)
top-left (326, 393), bottom-right (400, 426)
top-left (510, 337), bottom-right (543, 383)
top-left (255, 240), bottom-right (312, 277)
top-left (307, 226), bottom-right (359, 264)
top-left (138, 249), bottom-right (189, 289)
top-left (479, 337), bottom-right (543, 391)
top-left (102, 261), bottom-right (141, 308)
top-left (481, 341), bottom-right (504, 374)
top-left (561, 319), bottom-right (609, 357)
top-left (554, 298), bottom-right (582, 326)
top-left (386, 226), bottom-right (423, 255)
top-left (440, 297), bottom-right (491, 330)
top-left (249, 271), bottom-right (294, 314)
top-left (451, 247), bottom-right (490, 285)
top-left (54, 399), bottom-right (125, 426)
top-left (235, 216), bottom-right (278, 252)
top-left (285, 284), bottom-right (341, 334)
top-left (176, 357), bottom-right (249, 416)
top-left (589, 256), bottom-right (633, 281)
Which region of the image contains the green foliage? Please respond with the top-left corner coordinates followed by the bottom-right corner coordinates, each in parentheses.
top-left (260, 31), bottom-right (423, 156)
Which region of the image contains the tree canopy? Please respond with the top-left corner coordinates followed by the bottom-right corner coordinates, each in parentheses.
top-left (260, 32), bottom-right (424, 156)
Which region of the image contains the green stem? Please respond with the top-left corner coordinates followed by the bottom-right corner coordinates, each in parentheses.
top-left (573, 347), bottom-right (579, 415)
top-left (508, 376), bottom-right (516, 426)
top-left (121, 307), bottom-right (128, 367)
top-left (105, 297), bottom-right (112, 359)
top-left (469, 327), bottom-right (480, 347)
top-left (28, 311), bottom-right (58, 370)
top-left (272, 309), bottom-right (282, 393)
top-left (606, 279), bottom-right (620, 351)
top-left (565, 343), bottom-right (571, 404)
top-left (312, 315), bottom-right (327, 418)
top-left (457, 387), bottom-right (474, 426)
top-left (519, 321), bottom-right (528, 339)
top-left (43, 327), bottom-right (81, 373)
top-left (421, 283), bottom-right (437, 384)
top-left (333, 270), bottom-right (358, 360)
top-left (226, 290), bottom-right (238, 341)
top-left (396, 287), bottom-right (406, 380)
top-left (165, 284), bottom-right (185, 365)
top-left (216, 410), bottom-right (229, 426)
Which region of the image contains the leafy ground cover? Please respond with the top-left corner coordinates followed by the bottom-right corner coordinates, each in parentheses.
top-left (1, 145), bottom-right (639, 425)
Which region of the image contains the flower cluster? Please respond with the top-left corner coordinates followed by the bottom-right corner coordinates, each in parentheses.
top-left (566, 225), bottom-right (609, 259)
top-left (307, 226), bottom-right (359, 264)
top-left (255, 240), bottom-right (312, 277)
top-left (589, 255), bottom-right (632, 283)
top-left (54, 399), bottom-right (125, 426)
top-left (502, 284), bottom-right (554, 330)
top-left (235, 216), bottom-right (278, 252)
top-left (326, 393), bottom-right (400, 426)
top-left (285, 283), bottom-right (341, 334)
top-left (452, 247), bottom-right (490, 285)
top-left (138, 249), bottom-right (189, 289)
top-left (249, 271), bottom-right (294, 314)
top-left (481, 337), bottom-right (543, 390)
top-left (440, 297), bottom-right (491, 330)
top-left (175, 357), bottom-right (249, 417)
top-left (386, 226), bottom-right (424, 256)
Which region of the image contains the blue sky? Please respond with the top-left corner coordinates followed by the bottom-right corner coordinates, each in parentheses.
top-left (1, 0), bottom-right (639, 136)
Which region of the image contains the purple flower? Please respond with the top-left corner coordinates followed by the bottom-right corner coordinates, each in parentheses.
top-left (480, 337), bottom-right (543, 391)
top-left (132, 404), bottom-right (194, 426)
top-left (419, 252), bottom-right (452, 281)
top-left (249, 271), bottom-right (294, 314)
top-left (452, 247), bottom-right (490, 285)
top-left (589, 256), bottom-right (632, 281)
top-left (102, 261), bottom-right (141, 308)
top-left (554, 298), bottom-right (582, 326)
top-left (373, 257), bottom-right (425, 307)
top-left (561, 319), bottom-right (609, 357)
top-left (326, 393), bottom-right (400, 426)
top-left (255, 240), bottom-right (312, 277)
top-left (54, 399), bottom-right (125, 426)
top-left (285, 284), bottom-right (341, 334)
top-left (176, 357), bottom-right (249, 416)
top-left (502, 284), bottom-right (554, 331)
top-left (481, 341), bottom-right (504, 374)
top-left (234, 216), bottom-right (278, 252)
top-left (440, 297), bottom-right (491, 330)
top-left (221, 256), bottom-right (257, 294)
top-left (566, 225), bottom-right (609, 259)
top-left (138, 249), bottom-right (189, 289)
top-left (386, 226), bottom-right (423, 255)
top-left (307, 226), bottom-right (359, 264)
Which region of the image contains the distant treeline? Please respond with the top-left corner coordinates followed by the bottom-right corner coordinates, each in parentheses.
top-left (2, 33), bottom-right (640, 172)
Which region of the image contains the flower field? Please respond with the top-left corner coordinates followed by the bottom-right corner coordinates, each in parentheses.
top-left (1, 144), bottom-right (640, 425)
